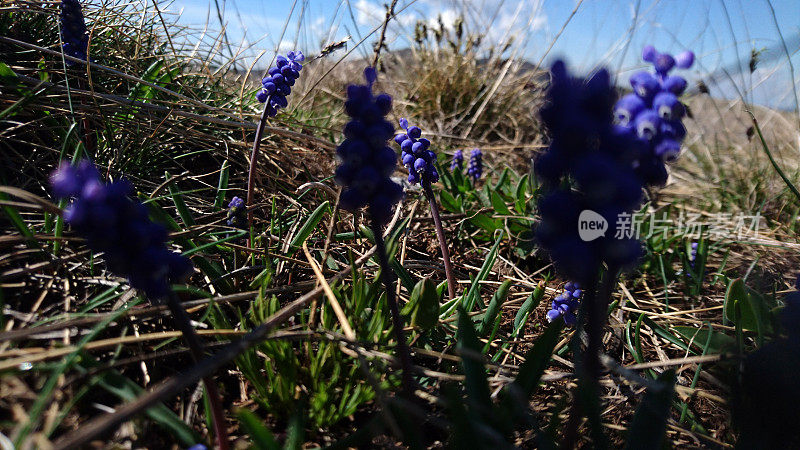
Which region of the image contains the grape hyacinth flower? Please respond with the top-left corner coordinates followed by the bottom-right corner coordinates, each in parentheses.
top-left (535, 61), bottom-right (644, 283)
top-left (59, 0), bottom-right (89, 64)
top-left (247, 50), bottom-right (305, 241)
top-left (256, 51), bottom-right (305, 117)
top-left (51, 160), bottom-right (192, 299)
top-left (689, 242), bottom-right (698, 268)
top-left (614, 45), bottom-right (695, 186)
top-left (534, 62), bottom-right (647, 447)
top-left (546, 282), bottom-right (583, 326)
top-left (451, 149), bottom-right (464, 172)
top-left (226, 196), bottom-right (246, 228)
top-left (51, 161), bottom-right (229, 448)
top-left (396, 118), bottom-right (437, 185)
top-left (392, 121), bottom-right (456, 299)
top-left (335, 67), bottom-right (403, 224)
top-left (336, 67), bottom-right (413, 394)
top-left (467, 148), bottom-right (483, 181)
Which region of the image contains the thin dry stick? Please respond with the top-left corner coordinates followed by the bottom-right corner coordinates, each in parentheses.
top-left (371, 0), bottom-right (399, 68)
top-left (422, 180), bottom-right (456, 299)
top-left (302, 241), bottom-right (355, 340)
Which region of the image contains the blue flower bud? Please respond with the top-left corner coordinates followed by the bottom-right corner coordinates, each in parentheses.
top-left (614, 93), bottom-right (646, 126)
top-left (660, 120), bottom-right (686, 140)
top-left (634, 110), bottom-right (661, 141)
top-left (661, 75), bottom-right (688, 95)
top-left (654, 138), bottom-right (681, 162)
top-left (630, 72), bottom-right (659, 100)
top-left (451, 150), bottom-right (464, 171)
top-left (654, 52), bottom-right (676, 74)
top-left (376, 94), bottom-right (392, 115)
top-left (675, 50), bottom-right (695, 69)
top-left (407, 126), bottom-right (422, 139)
top-left (414, 158), bottom-right (426, 172)
top-left (653, 92), bottom-right (683, 120)
top-left (642, 45), bottom-right (657, 63)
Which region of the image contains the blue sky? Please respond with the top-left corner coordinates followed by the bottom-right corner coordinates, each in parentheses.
top-left (167, 0), bottom-right (800, 109)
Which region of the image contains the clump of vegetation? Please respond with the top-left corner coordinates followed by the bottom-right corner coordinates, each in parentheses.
top-left (1, 1), bottom-right (800, 449)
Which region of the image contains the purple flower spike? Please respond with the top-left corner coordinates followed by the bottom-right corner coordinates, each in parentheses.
top-left (60, 0), bottom-right (89, 65)
top-left (226, 196), bottom-right (247, 228)
top-left (642, 45), bottom-right (657, 63)
top-left (546, 282), bottom-right (583, 326)
top-left (51, 160), bottom-right (193, 300)
top-left (467, 149), bottom-right (483, 180)
top-left (335, 69), bottom-right (402, 224)
top-left (451, 149), bottom-right (464, 171)
top-left (256, 51), bottom-right (304, 114)
top-left (675, 50), bottom-right (695, 69)
top-left (395, 119), bottom-right (438, 185)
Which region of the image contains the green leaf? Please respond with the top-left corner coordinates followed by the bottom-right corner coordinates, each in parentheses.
top-left (0, 62), bottom-right (17, 80)
top-left (514, 174), bottom-right (530, 214)
top-left (507, 319), bottom-right (562, 400)
top-left (289, 201), bottom-right (330, 251)
top-left (95, 368), bottom-right (200, 446)
top-left (457, 308), bottom-right (492, 412)
top-left (236, 408), bottom-right (280, 450)
top-left (468, 212), bottom-right (501, 233)
top-left (672, 326), bottom-right (735, 353)
top-left (477, 279), bottom-right (512, 336)
top-left (625, 370), bottom-right (676, 450)
top-left (513, 283), bottom-right (545, 336)
top-left (164, 171), bottom-right (196, 227)
top-left (497, 320), bottom-right (563, 432)
top-left (406, 278), bottom-right (440, 331)
top-left (724, 278), bottom-right (771, 334)
top-left (214, 160), bottom-right (230, 210)
top-left (462, 232), bottom-right (503, 311)
top-left (490, 190), bottom-right (511, 215)
top-left (439, 189), bottom-right (462, 213)
top-left (493, 167), bottom-right (511, 193)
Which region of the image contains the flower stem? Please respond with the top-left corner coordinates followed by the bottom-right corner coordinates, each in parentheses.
top-left (246, 98), bottom-right (271, 248)
top-left (370, 217), bottom-right (416, 395)
top-left (164, 293), bottom-right (229, 450)
top-left (561, 267), bottom-right (618, 450)
top-left (422, 180), bottom-right (456, 300)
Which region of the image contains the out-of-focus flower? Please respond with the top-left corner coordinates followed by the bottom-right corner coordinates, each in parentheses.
top-left (59, 0), bottom-right (89, 64)
top-left (451, 149), bottom-right (464, 172)
top-left (467, 149), bottom-right (482, 180)
top-left (51, 160), bottom-right (193, 299)
top-left (335, 68), bottom-right (403, 224)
